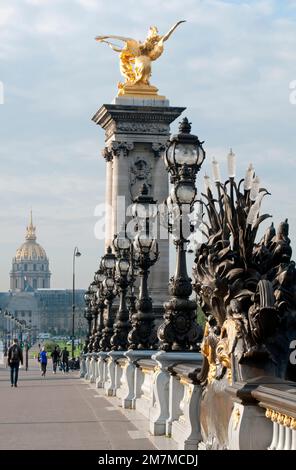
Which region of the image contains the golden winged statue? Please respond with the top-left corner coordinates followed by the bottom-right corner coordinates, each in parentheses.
top-left (95, 21), bottom-right (185, 97)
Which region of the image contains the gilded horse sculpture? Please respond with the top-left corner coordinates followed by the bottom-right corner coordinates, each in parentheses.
top-left (95, 21), bottom-right (185, 95)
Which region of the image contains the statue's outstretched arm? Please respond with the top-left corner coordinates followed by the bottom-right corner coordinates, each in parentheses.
top-left (162, 20), bottom-right (186, 42)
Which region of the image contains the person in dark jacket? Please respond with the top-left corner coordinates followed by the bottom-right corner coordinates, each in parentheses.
top-left (40, 347), bottom-right (48, 377)
top-left (8, 339), bottom-right (23, 387)
top-left (51, 346), bottom-right (60, 374)
top-left (61, 347), bottom-right (69, 373)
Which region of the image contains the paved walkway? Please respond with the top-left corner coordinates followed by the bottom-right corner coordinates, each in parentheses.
top-left (0, 360), bottom-right (155, 450)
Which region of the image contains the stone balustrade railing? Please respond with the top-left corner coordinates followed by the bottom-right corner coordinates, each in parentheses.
top-left (79, 354), bottom-right (296, 450)
top-left (251, 381), bottom-right (296, 450)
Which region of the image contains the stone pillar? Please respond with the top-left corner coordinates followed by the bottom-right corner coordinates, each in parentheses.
top-left (93, 99), bottom-right (185, 311)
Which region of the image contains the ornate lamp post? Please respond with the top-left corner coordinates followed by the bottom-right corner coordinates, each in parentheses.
top-left (128, 186), bottom-right (159, 350)
top-left (110, 234), bottom-right (131, 350)
top-left (72, 246), bottom-right (81, 359)
top-left (99, 247), bottom-right (117, 351)
top-left (93, 266), bottom-right (106, 351)
top-left (158, 117), bottom-right (205, 351)
top-left (127, 243), bottom-right (138, 319)
top-left (88, 279), bottom-right (99, 350)
top-left (83, 289), bottom-right (93, 353)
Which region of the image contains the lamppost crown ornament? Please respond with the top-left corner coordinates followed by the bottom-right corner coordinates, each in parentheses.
top-left (178, 117), bottom-right (192, 134)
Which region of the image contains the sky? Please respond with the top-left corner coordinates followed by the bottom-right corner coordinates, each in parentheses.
top-left (0, 0), bottom-right (296, 291)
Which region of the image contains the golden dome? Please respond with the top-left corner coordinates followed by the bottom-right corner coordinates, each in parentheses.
top-left (15, 211), bottom-right (48, 261)
top-left (15, 241), bottom-right (47, 261)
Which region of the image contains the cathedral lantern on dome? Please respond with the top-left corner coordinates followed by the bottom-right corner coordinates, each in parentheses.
top-left (10, 212), bottom-right (51, 292)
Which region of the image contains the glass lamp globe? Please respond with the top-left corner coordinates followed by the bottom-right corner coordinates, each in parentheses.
top-left (102, 250), bottom-right (116, 270)
top-left (84, 292), bottom-right (91, 302)
top-left (134, 232), bottom-right (153, 253)
top-left (117, 258), bottom-right (130, 275)
top-left (175, 181), bottom-right (196, 204)
top-left (104, 277), bottom-right (115, 289)
top-left (94, 270), bottom-right (105, 283)
top-left (118, 237), bottom-right (130, 251)
top-left (174, 143), bottom-right (199, 165)
top-left (90, 281), bottom-right (98, 293)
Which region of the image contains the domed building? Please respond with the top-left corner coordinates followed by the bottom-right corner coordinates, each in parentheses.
top-left (10, 212), bottom-right (51, 291)
top-left (0, 212), bottom-right (86, 339)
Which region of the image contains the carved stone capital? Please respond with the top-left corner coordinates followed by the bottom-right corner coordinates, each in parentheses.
top-left (102, 147), bottom-right (113, 162)
top-left (109, 141), bottom-right (134, 158)
top-left (152, 142), bottom-right (167, 158)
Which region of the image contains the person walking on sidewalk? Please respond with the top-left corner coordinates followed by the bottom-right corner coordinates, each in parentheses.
top-left (60, 346), bottom-right (69, 373)
top-left (8, 339), bottom-right (23, 387)
top-left (51, 346), bottom-right (60, 374)
top-left (40, 346), bottom-right (48, 377)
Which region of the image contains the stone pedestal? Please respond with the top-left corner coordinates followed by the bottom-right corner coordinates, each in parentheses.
top-left (104, 351), bottom-right (125, 397)
top-left (92, 98), bottom-right (185, 309)
top-left (95, 351), bottom-right (108, 389)
top-left (149, 351), bottom-right (201, 436)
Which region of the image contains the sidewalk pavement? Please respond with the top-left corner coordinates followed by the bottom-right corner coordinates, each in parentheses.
top-left (0, 359), bottom-right (155, 450)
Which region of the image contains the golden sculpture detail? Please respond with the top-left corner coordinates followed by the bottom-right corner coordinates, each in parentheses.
top-left (95, 21), bottom-right (185, 98)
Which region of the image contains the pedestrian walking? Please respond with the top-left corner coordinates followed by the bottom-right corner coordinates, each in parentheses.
top-left (51, 346), bottom-right (60, 374)
top-left (60, 346), bottom-right (69, 373)
top-left (40, 346), bottom-right (47, 377)
top-left (7, 339), bottom-right (23, 387)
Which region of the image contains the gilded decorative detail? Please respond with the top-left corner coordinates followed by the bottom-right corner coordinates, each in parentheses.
top-left (265, 408), bottom-right (296, 429)
top-left (233, 408), bottom-right (241, 430)
top-left (201, 321), bottom-right (233, 384)
top-left (95, 21), bottom-right (185, 98)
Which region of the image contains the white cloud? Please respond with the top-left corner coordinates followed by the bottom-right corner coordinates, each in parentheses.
top-left (0, 6), bottom-right (16, 26)
top-left (1, 0), bottom-right (296, 290)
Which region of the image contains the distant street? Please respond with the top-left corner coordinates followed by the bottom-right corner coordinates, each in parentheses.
top-left (0, 360), bottom-right (155, 450)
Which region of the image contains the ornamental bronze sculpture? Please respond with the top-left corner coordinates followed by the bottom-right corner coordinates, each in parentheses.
top-left (193, 157), bottom-right (296, 384)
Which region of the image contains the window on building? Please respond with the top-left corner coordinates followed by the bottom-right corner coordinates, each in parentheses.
top-left (24, 264), bottom-right (28, 271)
top-left (15, 279), bottom-right (18, 289)
top-left (33, 279), bottom-right (37, 289)
top-left (41, 265), bottom-right (44, 271)
top-left (33, 264), bottom-right (37, 271)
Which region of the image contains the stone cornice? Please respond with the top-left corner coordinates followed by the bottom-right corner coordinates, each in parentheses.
top-left (92, 104), bottom-right (185, 140)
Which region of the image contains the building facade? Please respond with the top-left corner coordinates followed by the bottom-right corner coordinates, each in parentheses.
top-left (0, 214), bottom-right (86, 338)
top-left (10, 212), bottom-right (51, 291)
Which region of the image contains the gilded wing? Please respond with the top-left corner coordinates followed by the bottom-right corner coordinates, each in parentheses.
top-left (95, 35), bottom-right (140, 56)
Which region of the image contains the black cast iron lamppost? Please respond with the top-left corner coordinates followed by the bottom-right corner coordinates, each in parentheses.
top-left (72, 246), bottom-right (81, 359)
top-left (128, 186), bottom-right (159, 350)
top-left (99, 247), bottom-right (117, 351)
top-left (83, 288), bottom-right (93, 352)
top-left (110, 234), bottom-right (131, 350)
top-left (93, 266), bottom-right (105, 351)
top-left (89, 279), bottom-right (100, 349)
top-left (158, 117), bottom-right (205, 351)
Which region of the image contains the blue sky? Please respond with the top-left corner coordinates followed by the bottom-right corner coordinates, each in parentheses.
top-left (0, 0), bottom-right (296, 290)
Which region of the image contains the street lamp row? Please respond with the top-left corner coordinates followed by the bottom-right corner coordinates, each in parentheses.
top-left (83, 117), bottom-right (206, 354)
